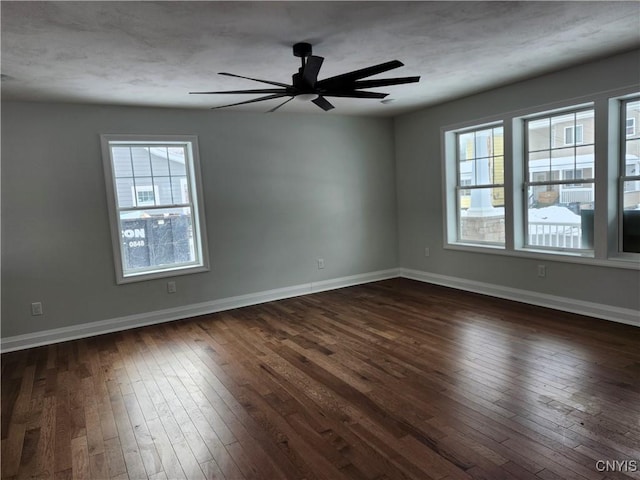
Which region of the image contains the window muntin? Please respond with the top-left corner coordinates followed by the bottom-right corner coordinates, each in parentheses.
top-left (525, 108), bottom-right (595, 252)
top-left (621, 98), bottom-right (640, 253)
top-left (102, 136), bottom-right (209, 283)
top-left (455, 125), bottom-right (505, 246)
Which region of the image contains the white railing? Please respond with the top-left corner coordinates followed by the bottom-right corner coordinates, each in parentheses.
top-left (528, 222), bottom-right (582, 248)
top-left (559, 188), bottom-right (593, 204)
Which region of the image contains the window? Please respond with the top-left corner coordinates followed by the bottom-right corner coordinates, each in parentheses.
top-left (444, 91), bottom-right (639, 266)
top-left (101, 135), bottom-right (209, 283)
top-left (135, 185), bottom-right (159, 206)
top-left (452, 124), bottom-right (505, 246)
top-left (525, 108), bottom-right (595, 252)
top-left (621, 98), bottom-right (640, 253)
top-left (563, 124), bottom-right (584, 145)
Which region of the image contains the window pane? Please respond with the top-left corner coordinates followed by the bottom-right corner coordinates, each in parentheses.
top-left (111, 147), bottom-right (133, 177)
top-left (491, 156), bottom-right (504, 185)
top-left (622, 180), bottom-right (640, 252)
top-left (576, 144), bottom-right (595, 177)
top-left (577, 110), bottom-right (594, 144)
top-left (150, 147), bottom-right (171, 176)
top-left (627, 100), bottom-right (640, 139)
top-left (171, 176), bottom-right (189, 204)
top-left (551, 147), bottom-right (575, 173)
top-left (458, 187), bottom-right (505, 244)
top-left (551, 113), bottom-right (575, 147)
top-left (155, 176), bottom-right (173, 205)
top-left (115, 177), bottom-right (135, 208)
top-left (626, 138), bottom-right (640, 168)
top-left (474, 129), bottom-right (492, 158)
top-left (168, 147), bottom-right (187, 175)
top-left (119, 207), bottom-right (196, 272)
top-left (131, 147), bottom-right (152, 177)
top-left (527, 184), bottom-right (593, 249)
top-left (528, 118), bottom-right (550, 151)
top-left (459, 132), bottom-right (475, 160)
top-left (135, 177), bottom-right (155, 206)
top-left (528, 151), bottom-right (550, 178)
top-left (492, 127), bottom-right (504, 156)
top-left (459, 158), bottom-right (472, 184)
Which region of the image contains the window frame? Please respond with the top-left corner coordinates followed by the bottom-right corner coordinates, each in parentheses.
top-left (443, 120), bottom-right (506, 248)
top-left (619, 96), bottom-right (640, 254)
top-left (523, 106), bottom-right (595, 254)
top-left (101, 134), bottom-right (210, 284)
top-left (442, 87), bottom-right (639, 270)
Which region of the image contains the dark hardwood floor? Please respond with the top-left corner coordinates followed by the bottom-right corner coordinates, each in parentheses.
top-left (2, 278), bottom-right (639, 479)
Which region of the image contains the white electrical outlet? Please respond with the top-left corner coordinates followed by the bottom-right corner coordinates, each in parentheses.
top-left (317, 258), bottom-right (325, 270)
top-left (537, 265), bottom-right (546, 278)
top-left (167, 281), bottom-right (177, 293)
top-left (31, 302), bottom-right (43, 316)
top-left (424, 247), bottom-right (430, 257)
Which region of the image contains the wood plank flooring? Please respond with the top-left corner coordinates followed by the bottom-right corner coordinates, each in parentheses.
top-left (2, 278), bottom-right (639, 479)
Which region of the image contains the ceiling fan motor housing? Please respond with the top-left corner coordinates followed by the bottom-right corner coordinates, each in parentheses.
top-left (293, 42), bottom-right (313, 58)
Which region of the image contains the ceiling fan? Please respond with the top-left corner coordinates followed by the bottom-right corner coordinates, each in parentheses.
top-left (190, 42), bottom-right (420, 112)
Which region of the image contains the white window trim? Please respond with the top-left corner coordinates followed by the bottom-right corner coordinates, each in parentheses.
top-left (101, 134), bottom-right (210, 284)
top-left (441, 87), bottom-right (640, 270)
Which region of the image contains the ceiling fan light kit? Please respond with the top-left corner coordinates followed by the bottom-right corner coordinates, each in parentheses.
top-left (190, 42), bottom-right (420, 112)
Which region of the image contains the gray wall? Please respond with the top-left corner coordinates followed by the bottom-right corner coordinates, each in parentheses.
top-left (3, 50), bottom-right (639, 341)
top-left (395, 49), bottom-right (640, 311)
top-left (1, 103), bottom-right (397, 337)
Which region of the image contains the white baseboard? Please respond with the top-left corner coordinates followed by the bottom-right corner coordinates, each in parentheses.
top-left (3, 266), bottom-right (636, 353)
top-left (400, 268), bottom-right (640, 328)
top-left (0, 268), bottom-right (400, 353)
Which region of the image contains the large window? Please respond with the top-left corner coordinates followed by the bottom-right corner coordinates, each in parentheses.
top-left (525, 108), bottom-right (595, 251)
top-left (454, 124), bottom-right (505, 246)
top-left (101, 135), bottom-right (209, 283)
top-left (443, 90), bottom-right (639, 266)
top-left (621, 97), bottom-right (640, 253)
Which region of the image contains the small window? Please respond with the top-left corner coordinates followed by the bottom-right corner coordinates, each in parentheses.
top-left (101, 135), bottom-right (209, 283)
top-left (564, 124), bottom-right (584, 145)
top-left (627, 118), bottom-right (636, 137)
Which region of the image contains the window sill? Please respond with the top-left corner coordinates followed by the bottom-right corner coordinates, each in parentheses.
top-left (444, 242), bottom-right (639, 270)
top-left (117, 264), bottom-right (210, 284)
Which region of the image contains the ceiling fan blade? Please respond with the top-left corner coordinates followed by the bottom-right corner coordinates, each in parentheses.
top-left (316, 60), bottom-right (404, 89)
top-left (302, 55), bottom-right (324, 85)
top-left (268, 96), bottom-right (295, 113)
top-left (191, 88), bottom-right (288, 95)
top-left (218, 72), bottom-right (290, 88)
top-left (352, 76), bottom-right (420, 89)
top-left (210, 93), bottom-right (289, 110)
top-left (322, 91), bottom-right (388, 99)
top-left (312, 96), bottom-right (335, 111)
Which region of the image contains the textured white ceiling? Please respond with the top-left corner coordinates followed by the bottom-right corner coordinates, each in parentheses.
top-left (2, 1), bottom-right (639, 116)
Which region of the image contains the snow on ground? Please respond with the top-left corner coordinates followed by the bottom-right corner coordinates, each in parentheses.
top-left (528, 205), bottom-right (581, 224)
